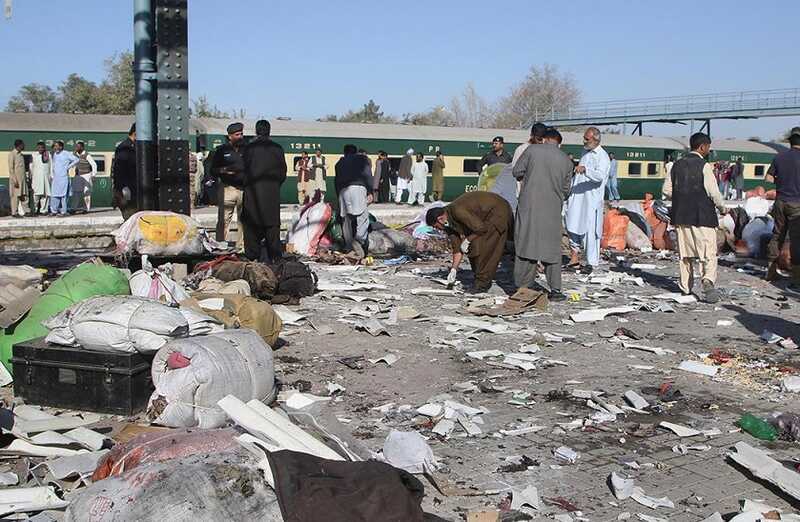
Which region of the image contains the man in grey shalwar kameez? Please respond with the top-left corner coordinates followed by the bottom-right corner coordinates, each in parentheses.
top-left (512, 128), bottom-right (575, 300)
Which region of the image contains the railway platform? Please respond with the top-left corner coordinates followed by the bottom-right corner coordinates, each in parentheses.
top-left (0, 203), bottom-right (426, 252)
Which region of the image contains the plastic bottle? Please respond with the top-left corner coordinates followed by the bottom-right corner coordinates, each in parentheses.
top-left (737, 413), bottom-right (778, 441)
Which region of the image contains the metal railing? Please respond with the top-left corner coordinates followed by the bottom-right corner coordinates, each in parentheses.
top-left (541, 88), bottom-right (800, 123)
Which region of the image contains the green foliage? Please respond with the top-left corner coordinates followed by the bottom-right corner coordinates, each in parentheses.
top-left (191, 95), bottom-right (230, 118)
top-left (6, 83), bottom-right (59, 112)
top-left (336, 99), bottom-right (396, 124)
top-left (5, 51), bottom-right (135, 114)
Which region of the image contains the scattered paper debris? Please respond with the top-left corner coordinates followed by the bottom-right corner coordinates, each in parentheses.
top-left (368, 353), bottom-right (399, 366)
top-left (659, 421), bottom-right (701, 437)
top-left (570, 306), bottom-right (636, 323)
top-left (728, 441), bottom-right (800, 501)
top-left (677, 360), bottom-right (719, 377)
top-left (511, 485), bottom-right (540, 511)
top-left (624, 390), bottom-right (649, 410)
top-left (554, 446), bottom-right (579, 464)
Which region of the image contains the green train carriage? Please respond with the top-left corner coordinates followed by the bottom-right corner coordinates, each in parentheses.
top-left (0, 112), bottom-right (778, 211)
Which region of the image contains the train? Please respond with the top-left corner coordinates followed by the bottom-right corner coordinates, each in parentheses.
top-left (0, 112), bottom-right (781, 209)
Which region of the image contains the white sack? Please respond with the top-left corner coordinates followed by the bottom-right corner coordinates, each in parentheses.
top-left (625, 221), bottom-right (653, 251)
top-left (147, 329), bottom-right (276, 428)
top-left (44, 296), bottom-right (219, 353)
top-left (287, 202), bottom-right (331, 256)
top-left (129, 256), bottom-right (189, 305)
top-left (113, 211), bottom-right (206, 256)
top-left (743, 197), bottom-right (772, 219)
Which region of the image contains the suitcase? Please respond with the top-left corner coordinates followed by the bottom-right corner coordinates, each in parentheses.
top-left (11, 337), bottom-right (155, 416)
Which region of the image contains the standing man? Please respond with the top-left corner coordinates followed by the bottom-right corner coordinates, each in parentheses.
top-left (732, 157), bottom-right (745, 200)
top-left (193, 147), bottom-right (207, 207)
top-left (30, 141), bottom-right (50, 215)
top-left (70, 141), bottom-right (97, 213)
top-left (395, 148), bottom-right (414, 204)
top-left (49, 141), bottom-right (79, 217)
top-left (334, 144), bottom-right (373, 258)
top-left (408, 152), bottom-right (428, 205)
top-left (308, 148), bottom-right (327, 201)
top-left (565, 127), bottom-right (611, 273)
top-left (662, 132), bottom-right (726, 303)
top-left (426, 191), bottom-right (513, 293)
top-left (373, 150), bottom-right (391, 203)
top-left (431, 150), bottom-right (446, 201)
top-left (112, 124), bottom-right (137, 220)
top-left (513, 127), bottom-right (575, 300)
top-left (241, 120), bottom-right (287, 263)
top-left (7, 139), bottom-right (28, 217)
top-left (478, 136), bottom-right (512, 173)
top-left (295, 150), bottom-right (312, 205)
top-left (606, 152), bottom-right (620, 201)
top-left (211, 122), bottom-right (246, 250)
top-left (765, 131), bottom-right (800, 283)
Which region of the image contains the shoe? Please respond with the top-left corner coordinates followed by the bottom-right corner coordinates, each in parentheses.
top-left (579, 265), bottom-right (594, 275)
top-left (766, 262), bottom-right (779, 281)
top-left (701, 280), bottom-right (720, 304)
top-left (548, 291), bottom-right (567, 302)
top-left (466, 283), bottom-right (491, 294)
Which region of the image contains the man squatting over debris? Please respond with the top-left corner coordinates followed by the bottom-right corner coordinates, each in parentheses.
top-left (426, 191), bottom-right (513, 293)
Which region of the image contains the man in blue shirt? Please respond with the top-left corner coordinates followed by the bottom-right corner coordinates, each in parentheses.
top-left (50, 141), bottom-right (79, 216)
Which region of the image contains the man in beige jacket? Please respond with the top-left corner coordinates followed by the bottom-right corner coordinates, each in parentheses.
top-left (7, 139), bottom-right (28, 217)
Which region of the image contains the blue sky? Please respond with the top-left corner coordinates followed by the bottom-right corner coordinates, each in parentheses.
top-left (1, 0), bottom-right (798, 139)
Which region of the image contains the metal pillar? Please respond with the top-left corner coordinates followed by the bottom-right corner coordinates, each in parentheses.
top-left (698, 119), bottom-right (711, 137)
top-left (155, 0), bottom-right (190, 214)
top-left (133, 0), bottom-right (157, 211)
top-left (631, 122), bottom-right (643, 136)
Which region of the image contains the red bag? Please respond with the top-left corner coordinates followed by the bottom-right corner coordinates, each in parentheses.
top-left (601, 209), bottom-right (630, 251)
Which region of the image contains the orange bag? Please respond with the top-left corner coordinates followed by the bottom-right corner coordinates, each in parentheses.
top-left (601, 209), bottom-right (630, 250)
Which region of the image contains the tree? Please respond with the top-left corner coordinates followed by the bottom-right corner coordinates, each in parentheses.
top-left (448, 83), bottom-right (495, 128)
top-left (493, 64), bottom-right (580, 129)
top-left (5, 83), bottom-right (59, 112)
top-left (96, 51), bottom-right (135, 114)
top-left (191, 95), bottom-right (229, 118)
top-left (401, 106), bottom-right (455, 127)
top-left (337, 99), bottom-right (395, 124)
top-left (58, 74), bottom-right (101, 114)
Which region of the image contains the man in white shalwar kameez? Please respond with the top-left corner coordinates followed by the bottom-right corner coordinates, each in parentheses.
top-left (408, 152), bottom-right (428, 205)
top-left (30, 141), bottom-right (51, 215)
top-left (565, 127), bottom-right (611, 271)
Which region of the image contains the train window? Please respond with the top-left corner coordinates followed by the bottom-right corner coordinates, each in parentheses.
top-left (292, 156), bottom-right (303, 170)
top-left (463, 159), bottom-right (480, 173)
top-left (754, 165), bottom-right (765, 177)
top-left (92, 155), bottom-right (106, 173)
top-left (647, 163), bottom-right (658, 176)
top-left (388, 157), bottom-right (402, 172)
top-left (627, 162), bottom-right (642, 177)
top-left (425, 160), bottom-right (434, 172)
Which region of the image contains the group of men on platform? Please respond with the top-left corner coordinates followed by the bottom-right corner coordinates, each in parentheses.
top-left (7, 139), bottom-right (98, 217)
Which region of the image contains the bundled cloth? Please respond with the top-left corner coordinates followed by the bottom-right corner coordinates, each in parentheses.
top-left (113, 211), bottom-right (226, 256)
top-left (286, 202), bottom-right (332, 256)
top-left (271, 259), bottom-right (317, 303)
top-left (182, 293), bottom-right (283, 345)
top-left (196, 277), bottom-right (251, 296)
top-left (146, 329), bottom-right (277, 428)
top-left (128, 255), bottom-right (189, 305)
top-left (368, 229), bottom-right (416, 256)
top-left (212, 260), bottom-right (278, 301)
top-left (44, 295), bottom-right (220, 353)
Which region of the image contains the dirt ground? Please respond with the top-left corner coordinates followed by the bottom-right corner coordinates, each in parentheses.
top-left (5, 247), bottom-right (800, 521)
top-left (275, 250), bottom-right (800, 521)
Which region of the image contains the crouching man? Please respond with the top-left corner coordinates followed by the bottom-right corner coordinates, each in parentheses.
top-left (426, 191), bottom-right (513, 293)
top-left (662, 132), bottom-right (727, 303)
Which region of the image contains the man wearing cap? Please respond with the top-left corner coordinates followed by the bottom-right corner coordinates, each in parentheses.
top-left (478, 136), bottom-right (512, 173)
top-left (211, 122), bottom-right (246, 250)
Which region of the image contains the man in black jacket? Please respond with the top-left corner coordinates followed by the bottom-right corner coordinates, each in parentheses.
top-left (112, 124), bottom-right (137, 220)
top-left (242, 120), bottom-right (287, 263)
top-left (335, 144), bottom-right (373, 257)
top-left (212, 122), bottom-right (246, 250)
top-left (662, 132), bottom-right (727, 303)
